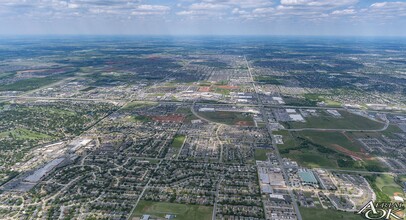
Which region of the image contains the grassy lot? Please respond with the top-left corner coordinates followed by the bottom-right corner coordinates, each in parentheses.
top-left (397, 175), bottom-right (406, 183)
top-left (254, 76), bottom-right (282, 85)
top-left (284, 110), bottom-right (383, 130)
top-left (273, 130), bottom-right (297, 151)
top-left (381, 125), bottom-right (405, 138)
top-left (297, 130), bottom-right (362, 152)
top-left (132, 201), bottom-right (212, 220)
top-left (288, 151), bottom-right (338, 168)
top-left (277, 131), bottom-right (387, 171)
top-left (171, 135), bottom-right (186, 149)
top-left (254, 148), bottom-right (271, 161)
top-left (282, 96), bottom-right (318, 107)
top-left (198, 111), bottom-right (254, 126)
top-left (122, 101), bottom-right (157, 110)
top-left (300, 207), bottom-right (364, 220)
top-left (213, 87), bottom-right (231, 95)
top-left (304, 93), bottom-right (341, 107)
top-left (0, 128), bottom-right (53, 140)
top-left (175, 107), bottom-right (199, 123)
top-left (0, 77), bottom-right (60, 91)
top-left (130, 115), bottom-right (152, 122)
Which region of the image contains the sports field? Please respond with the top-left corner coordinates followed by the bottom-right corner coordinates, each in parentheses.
top-left (375, 175), bottom-right (404, 199)
top-left (365, 174), bottom-right (404, 202)
top-left (132, 201), bottom-right (212, 220)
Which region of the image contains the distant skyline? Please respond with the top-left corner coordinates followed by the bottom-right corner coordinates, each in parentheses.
top-left (0, 0), bottom-right (406, 36)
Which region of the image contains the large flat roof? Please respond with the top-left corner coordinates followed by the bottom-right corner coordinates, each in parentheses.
top-left (298, 170), bottom-right (318, 184)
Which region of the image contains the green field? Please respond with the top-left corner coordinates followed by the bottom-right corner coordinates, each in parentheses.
top-left (300, 207), bottom-right (364, 220)
top-left (0, 77), bottom-right (60, 91)
top-left (288, 151), bottom-right (338, 168)
top-left (283, 94), bottom-right (340, 107)
top-left (213, 87), bottom-right (231, 95)
top-left (277, 130), bottom-right (387, 171)
top-left (198, 111), bottom-right (254, 126)
top-left (297, 130), bottom-right (362, 152)
top-left (0, 128), bottom-right (53, 140)
top-left (304, 93), bottom-right (341, 107)
top-left (254, 148), bottom-right (272, 161)
top-left (254, 75), bottom-right (282, 85)
top-left (381, 125), bottom-right (405, 138)
top-left (132, 201), bottom-right (212, 220)
top-left (375, 175), bottom-right (404, 199)
top-left (284, 110), bottom-right (383, 130)
top-left (171, 135), bottom-right (186, 149)
top-left (365, 174), bottom-right (404, 202)
top-left (130, 115), bottom-right (152, 122)
top-left (175, 107), bottom-right (199, 123)
top-left (122, 101), bottom-right (157, 110)
top-left (273, 130), bottom-right (297, 151)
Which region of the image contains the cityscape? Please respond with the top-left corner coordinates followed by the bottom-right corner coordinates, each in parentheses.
top-left (0, 0), bottom-right (406, 220)
top-left (0, 36), bottom-right (405, 220)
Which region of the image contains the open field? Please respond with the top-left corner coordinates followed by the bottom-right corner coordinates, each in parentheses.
top-left (132, 201), bottom-right (212, 220)
top-left (278, 130), bottom-right (387, 171)
top-left (299, 207), bottom-right (364, 220)
top-left (0, 77), bottom-right (60, 91)
top-left (254, 148), bottom-right (272, 161)
top-left (0, 128), bottom-right (53, 140)
top-left (171, 135), bottom-right (185, 150)
top-left (254, 75), bottom-right (282, 85)
top-left (288, 150), bottom-right (338, 168)
top-left (175, 107), bottom-right (199, 123)
top-left (297, 131), bottom-right (363, 152)
top-left (122, 101), bottom-right (158, 110)
top-left (304, 93), bottom-right (341, 107)
top-left (198, 111), bottom-right (254, 126)
top-left (273, 130), bottom-right (297, 150)
top-left (284, 110), bottom-right (383, 130)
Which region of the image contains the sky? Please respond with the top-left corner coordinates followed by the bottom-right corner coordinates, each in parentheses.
top-left (0, 0), bottom-right (405, 36)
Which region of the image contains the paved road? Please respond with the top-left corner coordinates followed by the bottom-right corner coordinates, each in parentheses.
top-left (212, 175), bottom-right (224, 220)
top-left (244, 55), bottom-right (303, 220)
top-left (126, 160), bottom-right (163, 220)
top-left (1, 95), bottom-right (405, 116)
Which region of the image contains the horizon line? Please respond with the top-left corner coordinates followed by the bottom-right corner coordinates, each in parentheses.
top-left (1, 34), bottom-right (406, 38)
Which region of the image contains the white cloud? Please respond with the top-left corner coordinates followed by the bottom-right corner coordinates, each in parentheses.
top-left (253, 7), bottom-right (275, 14)
top-left (201, 0), bottom-right (272, 8)
top-left (331, 9), bottom-right (355, 15)
top-left (136, 5), bottom-right (170, 11)
top-left (232, 8), bottom-right (249, 15)
top-left (189, 3), bottom-right (229, 10)
top-left (370, 1), bottom-right (406, 8)
top-left (281, 0), bottom-right (358, 7)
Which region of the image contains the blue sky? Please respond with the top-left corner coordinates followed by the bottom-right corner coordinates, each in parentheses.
top-left (0, 0), bottom-right (405, 36)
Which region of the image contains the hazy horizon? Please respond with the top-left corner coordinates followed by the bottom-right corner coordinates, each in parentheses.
top-left (0, 0), bottom-right (405, 36)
